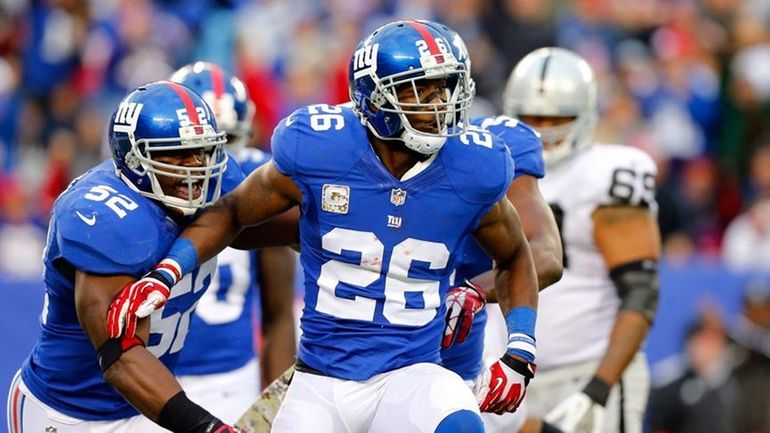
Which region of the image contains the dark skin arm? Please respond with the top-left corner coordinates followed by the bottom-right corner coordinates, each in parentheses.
top-left (230, 207), bottom-right (300, 250)
top-left (257, 247), bottom-right (297, 386)
top-left (184, 161), bottom-right (302, 264)
top-left (75, 271), bottom-right (181, 421)
top-left (482, 175), bottom-right (563, 300)
top-left (508, 175), bottom-right (562, 290)
top-left (591, 205), bottom-right (660, 386)
top-left (472, 197), bottom-right (538, 326)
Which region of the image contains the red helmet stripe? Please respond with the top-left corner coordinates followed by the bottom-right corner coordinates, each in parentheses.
top-left (209, 64), bottom-right (224, 99)
top-left (166, 81), bottom-right (201, 125)
top-left (407, 20), bottom-right (441, 55)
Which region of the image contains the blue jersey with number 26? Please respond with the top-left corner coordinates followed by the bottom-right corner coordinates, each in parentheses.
top-left (441, 116), bottom-right (545, 380)
top-left (272, 104), bottom-right (514, 380)
top-left (20, 156), bottom-right (243, 421)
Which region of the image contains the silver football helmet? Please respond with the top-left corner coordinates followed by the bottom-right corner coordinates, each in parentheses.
top-left (503, 47), bottom-right (598, 166)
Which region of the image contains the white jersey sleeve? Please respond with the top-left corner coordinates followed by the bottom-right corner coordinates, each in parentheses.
top-left (580, 144), bottom-right (658, 213)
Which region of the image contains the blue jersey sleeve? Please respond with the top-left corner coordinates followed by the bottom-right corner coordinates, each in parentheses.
top-left (443, 128), bottom-right (515, 206)
top-left (271, 104), bottom-right (369, 181)
top-left (55, 186), bottom-right (162, 277)
top-left (236, 147), bottom-right (272, 176)
top-left (219, 151), bottom-right (246, 194)
top-left (271, 110), bottom-right (301, 177)
top-left (472, 116), bottom-right (545, 179)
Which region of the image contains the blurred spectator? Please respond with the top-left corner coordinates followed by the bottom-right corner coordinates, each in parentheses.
top-left (727, 278), bottom-right (770, 433)
top-left (0, 177), bottom-right (44, 279)
top-left (481, 0), bottom-right (557, 105)
top-left (647, 311), bottom-right (736, 433)
top-left (723, 143), bottom-right (770, 271)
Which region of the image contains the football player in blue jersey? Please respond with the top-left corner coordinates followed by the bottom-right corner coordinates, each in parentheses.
top-left (169, 62), bottom-right (297, 424)
top-left (107, 20), bottom-right (540, 433)
top-left (433, 25), bottom-right (565, 433)
top-left (6, 82), bottom-right (249, 433)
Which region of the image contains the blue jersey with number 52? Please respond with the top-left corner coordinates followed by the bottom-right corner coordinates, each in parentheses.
top-left (272, 104), bottom-right (514, 380)
top-left (20, 157), bottom-right (243, 421)
top-left (440, 115), bottom-right (545, 380)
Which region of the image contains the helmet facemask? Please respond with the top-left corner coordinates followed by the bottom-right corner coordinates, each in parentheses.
top-left (521, 112), bottom-right (598, 167)
top-left (368, 56), bottom-right (473, 154)
top-left (124, 124), bottom-right (228, 215)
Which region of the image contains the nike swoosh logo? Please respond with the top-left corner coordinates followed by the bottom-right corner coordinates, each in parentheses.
top-left (491, 377), bottom-right (504, 392)
top-left (285, 113), bottom-right (297, 127)
top-left (76, 211), bottom-right (96, 226)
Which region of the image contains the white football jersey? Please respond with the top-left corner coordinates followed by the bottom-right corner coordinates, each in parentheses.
top-left (536, 144), bottom-right (658, 370)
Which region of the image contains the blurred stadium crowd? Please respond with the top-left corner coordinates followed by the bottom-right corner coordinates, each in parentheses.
top-left (3, 0), bottom-right (770, 275)
top-left (1, 0), bottom-right (770, 430)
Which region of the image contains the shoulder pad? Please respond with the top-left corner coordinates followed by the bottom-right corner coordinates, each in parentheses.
top-left (236, 147), bottom-right (272, 176)
top-left (55, 174), bottom-right (164, 277)
top-left (220, 151), bottom-right (246, 193)
top-left (441, 127), bottom-right (514, 205)
top-left (471, 116), bottom-right (544, 179)
top-left (271, 104), bottom-right (367, 179)
top-left (579, 144), bottom-right (658, 210)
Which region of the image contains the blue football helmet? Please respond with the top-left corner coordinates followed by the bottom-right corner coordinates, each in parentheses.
top-left (169, 61), bottom-right (255, 150)
top-left (349, 20), bottom-right (473, 154)
top-left (418, 20), bottom-right (476, 125)
top-left (109, 81), bottom-right (228, 215)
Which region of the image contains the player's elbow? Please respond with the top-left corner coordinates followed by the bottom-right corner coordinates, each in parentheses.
top-left (537, 253), bottom-right (563, 290)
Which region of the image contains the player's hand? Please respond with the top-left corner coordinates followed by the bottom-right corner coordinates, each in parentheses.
top-left (544, 391), bottom-right (605, 433)
top-left (442, 279), bottom-right (486, 349)
top-left (475, 353), bottom-right (535, 414)
top-left (107, 266), bottom-right (178, 338)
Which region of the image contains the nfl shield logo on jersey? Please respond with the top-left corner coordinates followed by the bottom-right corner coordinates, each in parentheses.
top-left (322, 184), bottom-right (350, 214)
top-left (390, 188), bottom-right (407, 206)
top-left (45, 427), bottom-right (58, 433)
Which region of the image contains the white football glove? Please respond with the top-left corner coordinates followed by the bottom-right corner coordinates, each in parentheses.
top-left (544, 391), bottom-right (605, 433)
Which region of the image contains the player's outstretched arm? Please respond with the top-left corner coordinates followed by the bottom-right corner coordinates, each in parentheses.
top-left (471, 197), bottom-right (539, 413)
top-left (76, 271), bottom-right (241, 432)
top-left (257, 246), bottom-right (297, 386)
top-left (506, 175), bottom-right (563, 290)
top-left (186, 161), bottom-right (302, 263)
top-left (106, 162), bottom-right (302, 338)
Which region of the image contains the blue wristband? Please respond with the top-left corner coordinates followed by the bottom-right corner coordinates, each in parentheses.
top-left (166, 238), bottom-right (199, 277)
top-left (504, 306), bottom-right (536, 337)
top-left (504, 307), bottom-right (537, 363)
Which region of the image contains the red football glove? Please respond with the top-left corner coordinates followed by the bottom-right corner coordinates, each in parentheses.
top-left (442, 279), bottom-right (486, 349)
top-left (475, 354), bottom-right (535, 414)
top-left (107, 261), bottom-right (180, 338)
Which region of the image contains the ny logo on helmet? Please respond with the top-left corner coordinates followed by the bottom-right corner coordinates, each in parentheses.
top-left (353, 43), bottom-right (379, 80)
top-left (113, 102), bottom-right (144, 134)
